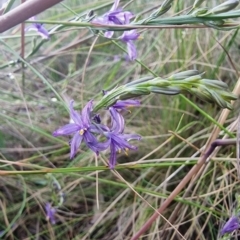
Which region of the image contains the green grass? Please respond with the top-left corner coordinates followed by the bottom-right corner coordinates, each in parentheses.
top-left (0, 0), bottom-right (240, 239)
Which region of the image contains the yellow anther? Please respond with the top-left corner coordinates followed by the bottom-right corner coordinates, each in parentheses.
top-left (124, 148), bottom-right (129, 156)
top-left (79, 129), bottom-right (85, 135)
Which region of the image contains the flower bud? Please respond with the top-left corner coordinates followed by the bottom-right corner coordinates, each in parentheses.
top-left (169, 70), bottom-right (201, 80)
top-left (209, 0), bottom-right (239, 14)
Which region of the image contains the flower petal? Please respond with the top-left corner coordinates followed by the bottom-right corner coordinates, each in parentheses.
top-left (123, 133), bottom-right (142, 141)
top-left (109, 143), bottom-right (117, 169)
top-left (110, 0), bottom-right (120, 11)
top-left (27, 17), bottom-right (49, 39)
top-left (108, 11), bottom-right (133, 24)
top-left (36, 24), bottom-right (49, 39)
top-left (126, 41), bottom-right (137, 61)
top-left (221, 216), bottom-right (239, 235)
top-left (53, 124), bottom-right (80, 136)
top-left (121, 30), bottom-right (139, 41)
top-left (69, 100), bottom-right (82, 125)
top-left (81, 100), bottom-right (93, 127)
top-left (109, 107), bottom-right (125, 133)
top-left (113, 99), bottom-right (140, 109)
top-left (123, 11), bottom-right (134, 24)
top-left (45, 203), bottom-right (56, 225)
top-left (88, 139), bottom-right (111, 154)
top-left (84, 131), bottom-right (110, 153)
top-left (104, 31), bottom-right (114, 38)
top-left (70, 132), bottom-right (83, 159)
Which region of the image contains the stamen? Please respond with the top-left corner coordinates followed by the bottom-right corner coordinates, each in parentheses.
top-left (79, 129), bottom-right (85, 135)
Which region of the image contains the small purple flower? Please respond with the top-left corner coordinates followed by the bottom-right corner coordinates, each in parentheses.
top-left (27, 17), bottom-right (49, 39)
top-left (92, 0), bottom-right (133, 38)
top-left (120, 30), bottom-right (140, 60)
top-left (53, 100), bottom-right (107, 159)
top-left (105, 130), bottom-right (141, 169)
top-left (45, 203), bottom-right (56, 225)
top-left (220, 216), bottom-right (240, 235)
top-left (109, 99), bottom-right (140, 133)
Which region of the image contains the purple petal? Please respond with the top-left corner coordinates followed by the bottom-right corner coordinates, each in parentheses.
top-left (69, 100), bottom-right (83, 125)
top-left (123, 133), bottom-right (142, 141)
top-left (108, 11), bottom-right (133, 24)
top-left (115, 138), bottom-right (137, 151)
top-left (27, 17), bottom-right (49, 39)
top-left (121, 30), bottom-right (139, 42)
top-left (45, 203), bottom-right (56, 225)
top-left (88, 139), bottom-right (111, 154)
top-left (92, 16), bottom-right (108, 25)
top-left (84, 131), bottom-right (110, 153)
top-left (107, 132), bottom-right (138, 150)
top-left (27, 26), bottom-right (49, 39)
top-left (36, 24), bottom-right (49, 39)
top-left (113, 99), bottom-right (140, 109)
top-left (109, 107), bottom-right (125, 133)
top-left (126, 41), bottom-right (137, 61)
top-left (104, 31), bottom-right (114, 38)
top-left (81, 100), bottom-right (93, 126)
top-left (123, 11), bottom-right (134, 24)
top-left (110, 0), bottom-right (120, 11)
top-left (84, 130), bottom-right (98, 145)
top-left (221, 216), bottom-right (239, 235)
top-left (109, 144), bottom-right (117, 169)
top-left (70, 132), bottom-right (83, 159)
top-left (89, 124), bottom-right (109, 133)
top-left (53, 123), bottom-right (80, 136)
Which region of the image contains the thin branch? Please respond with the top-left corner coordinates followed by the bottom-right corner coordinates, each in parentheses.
top-left (0, 0), bottom-right (63, 33)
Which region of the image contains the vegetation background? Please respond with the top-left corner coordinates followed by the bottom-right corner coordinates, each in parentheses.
top-left (0, 0), bottom-right (239, 239)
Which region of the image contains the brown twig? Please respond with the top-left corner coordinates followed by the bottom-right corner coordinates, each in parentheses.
top-left (0, 0), bottom-right (63, 33)
top-left (131, 139), bottom-right (237, 240)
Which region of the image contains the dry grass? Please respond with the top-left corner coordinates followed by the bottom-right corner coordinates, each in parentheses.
top-left (0, 0), bottom-right (240, 239)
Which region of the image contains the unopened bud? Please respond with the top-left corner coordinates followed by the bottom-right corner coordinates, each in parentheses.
top-left (149, 86), bottom-right (180, 95)
top-left (200, 79), bottom-right (229, 89)
top-left (209, 0), bottom-right (239, 14)
top-left (169, 70), bottom-right (200, 80)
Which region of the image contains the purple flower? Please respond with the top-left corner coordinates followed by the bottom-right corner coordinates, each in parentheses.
top-left (45, 203), bottom-right (56, 225)
top-left (109, 99), bottom-right (140, 133)
top-left (120, 30), bottom-right (140, 60)
top-left (105, 130), bottom-right (141, 169)
top-left (53, 100), bottom-right (107, 159)
top-left (220, 216), bottom-right (240, 235)
top-left (26, 17), bottom-right (49, 39)
top-left (103, 98), bottom-right (141, 169)
top-left (92, 0), bottom-right (133, 38)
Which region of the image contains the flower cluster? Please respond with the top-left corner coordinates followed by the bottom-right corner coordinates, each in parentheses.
top-left (53, 98), bottom-right (141, 169)
top-left (92, 0), bottom-right (139, 60)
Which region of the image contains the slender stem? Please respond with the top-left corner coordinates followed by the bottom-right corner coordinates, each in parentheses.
top-left (0, 0), bottom-right (63, 33)
top-left (131, 138), bottom-right (236, 240)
